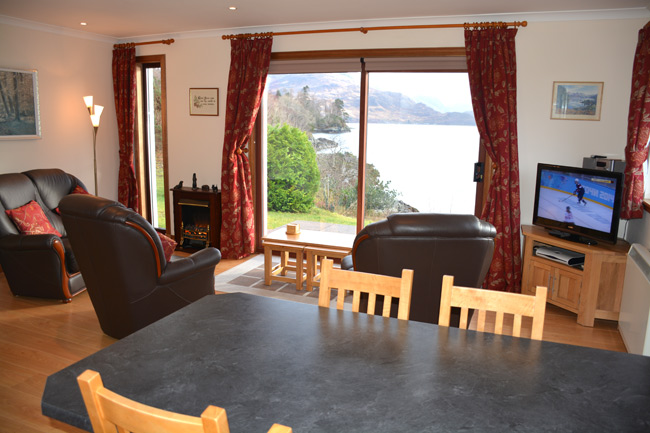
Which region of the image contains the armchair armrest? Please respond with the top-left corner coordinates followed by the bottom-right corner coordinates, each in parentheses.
top-left (0, 232), bottom-right (62, 252)
top-left (158, 247), bottom-right (221, 285)
top-left (0, 233), bottom-right (79, 301)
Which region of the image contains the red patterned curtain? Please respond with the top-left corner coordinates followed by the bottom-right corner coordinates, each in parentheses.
top-left (112, 46), bottom-right (139, 211)
top-left (465, 26), bottom-right (521, 293)
top-left (621, 22), bottom-right (650, 220)
top-left (220, 37), bottom-right (273, 259)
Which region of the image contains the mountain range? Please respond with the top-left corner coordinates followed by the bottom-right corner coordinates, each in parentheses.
top-left (267, 73), bottom-right (476, 126)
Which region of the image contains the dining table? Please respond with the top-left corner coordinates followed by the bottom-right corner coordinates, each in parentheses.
top-left (42, 293), bottom-right (650, 432)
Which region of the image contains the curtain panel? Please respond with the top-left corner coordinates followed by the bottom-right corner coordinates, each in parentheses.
top-left (622, 21), bottom-right (650, 220)
top-left (220, 37), bottom-right (273, 259)
top-left (112, 47), bottom-right (139, 211)
top-left (465, 27), bottom-right (521, 293)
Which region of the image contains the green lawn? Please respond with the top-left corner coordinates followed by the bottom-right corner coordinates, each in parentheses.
top-left (267, 207), bottom-right (356, 230)
top-left (267, 207), bottom-right (383, 230)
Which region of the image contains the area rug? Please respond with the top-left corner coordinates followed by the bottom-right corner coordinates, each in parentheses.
top-left (214, 254), bottom-right (350, 307)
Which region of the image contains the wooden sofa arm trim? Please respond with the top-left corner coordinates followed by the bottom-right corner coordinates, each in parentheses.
top-left (52, 238), bottom-right (73, 302)
top-left (125, 221), bottom-right (162, 278)
top-left (351, 233), bottom-right (370, 271)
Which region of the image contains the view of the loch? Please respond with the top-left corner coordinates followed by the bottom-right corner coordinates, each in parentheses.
top-left (265, 71), bottom-right (479, 229)
top-left (314, 122), bottom-right (479, 214)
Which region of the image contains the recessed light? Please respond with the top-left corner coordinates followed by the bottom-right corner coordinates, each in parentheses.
top-left (80, 22), bottom-right (88, 26)
top-left (229, 6), bottom-right (237, 10)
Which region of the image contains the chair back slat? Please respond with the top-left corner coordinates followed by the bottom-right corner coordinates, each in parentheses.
top-left (494, 311), bottom-right (504, 335)
top-left (77, 370), bottom-right (291, 433)
top-left (439, 275), bottom-right (547, 340)
top-left (318, 259), bottom-right (414, 320)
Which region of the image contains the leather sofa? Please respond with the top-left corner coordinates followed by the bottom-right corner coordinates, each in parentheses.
top-left (59, 194), bottom-right (221, 339)
top-left (343, 213), bottom-right (496, 326)
top-left (0, 169), bottom-right (87, 302)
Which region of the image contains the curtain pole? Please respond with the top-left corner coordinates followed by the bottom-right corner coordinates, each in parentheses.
top-left (113, 39), bottom-right (175, 49)
top-left (222, 21), bottom-right (527, 40)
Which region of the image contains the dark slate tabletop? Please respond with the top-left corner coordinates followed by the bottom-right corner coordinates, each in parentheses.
top-left (42, 293), bottom-right (650, 432)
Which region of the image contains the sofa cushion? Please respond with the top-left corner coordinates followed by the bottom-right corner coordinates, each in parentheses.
top-left (157, 232), bottom-right (177, 262)
top-left (5, 200), bottom-right (62, 237)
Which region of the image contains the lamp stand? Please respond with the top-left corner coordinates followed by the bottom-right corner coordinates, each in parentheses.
top-left (93, 126), bottom-right (99, 196)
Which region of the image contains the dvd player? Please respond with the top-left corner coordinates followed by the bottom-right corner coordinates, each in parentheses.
top-left (534, 245), bottom-right (585, 266)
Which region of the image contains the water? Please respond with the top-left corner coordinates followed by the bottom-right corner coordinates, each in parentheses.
top-left (314, 123), bottom-right (480, 214)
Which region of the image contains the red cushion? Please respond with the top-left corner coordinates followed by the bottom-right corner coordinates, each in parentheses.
top-left (5, 200), bottom-right (62, 237)
top-left (71, 185), bottom-right (90, 195)
top-left (157, 232), bottom-right (177, 262)
top-left (55, 184), bottom-right (91, 214)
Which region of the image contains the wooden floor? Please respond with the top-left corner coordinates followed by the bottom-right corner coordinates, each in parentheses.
top-left (0, 254), bottom-right (627, 432)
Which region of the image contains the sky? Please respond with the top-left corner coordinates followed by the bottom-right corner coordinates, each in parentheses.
top-left (368, 72), bottom-right (474, 113)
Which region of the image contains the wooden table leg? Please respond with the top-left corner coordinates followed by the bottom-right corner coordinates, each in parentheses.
top-left (306, 251), bottom-right (316, 292)
top-left (264, 244), bottom-right (273, 285)
top-left (295, 249), bottom-right (304, 289)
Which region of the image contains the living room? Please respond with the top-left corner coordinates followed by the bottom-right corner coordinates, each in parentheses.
top-left (2, 5), bottom-right (650, 248)
top-left (1, 1), bottom-right (650, 431)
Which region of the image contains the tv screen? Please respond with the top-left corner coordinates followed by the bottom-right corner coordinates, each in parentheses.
top-left (532, 163), bottom-right (623, 245)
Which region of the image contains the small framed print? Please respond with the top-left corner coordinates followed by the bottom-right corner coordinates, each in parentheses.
top-left (189, 88), bottom-right (219, 116)
top-left (551, 81), bottom-right (604, 121)
top-left (0, 68), bottom-right (41, 139)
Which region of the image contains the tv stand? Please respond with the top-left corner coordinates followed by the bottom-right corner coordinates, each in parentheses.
top-left (521, 225), bottom-right (629, 327)
top-left (547, 229), bottom-right (598, 245)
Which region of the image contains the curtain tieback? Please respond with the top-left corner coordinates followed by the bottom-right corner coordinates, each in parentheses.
top-left (236, 148), bottom-right (248, 155)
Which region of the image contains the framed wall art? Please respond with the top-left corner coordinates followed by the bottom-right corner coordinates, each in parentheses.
top-left (0, 68), bottom-right (41, 139)
top-left (189, 88), bottom-right (219, 116)
top-left (551, 81), bottom-right (604, 121)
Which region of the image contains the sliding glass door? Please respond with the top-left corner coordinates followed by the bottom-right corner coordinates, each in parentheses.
top-left (257, 52), bottom-right (481, 240)
top-left (364, 72), bottom-right (478, 223)
top-left (265, 72), bottom-right (360, 234)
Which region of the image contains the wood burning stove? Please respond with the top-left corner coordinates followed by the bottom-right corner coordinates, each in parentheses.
top-left (172, 187), bottom-right (221, 251)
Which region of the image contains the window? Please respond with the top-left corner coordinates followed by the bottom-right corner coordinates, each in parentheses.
top-left (135, 55), bottom-right (170, 231)
top-left (256, 49), bottom-right (483, 244)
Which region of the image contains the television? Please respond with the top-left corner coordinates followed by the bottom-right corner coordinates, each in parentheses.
top-left (532, 163), bottom-right (623, 245)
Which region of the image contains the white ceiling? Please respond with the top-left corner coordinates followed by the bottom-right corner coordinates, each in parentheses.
top-left (0, 0), bottom-right (649, 39)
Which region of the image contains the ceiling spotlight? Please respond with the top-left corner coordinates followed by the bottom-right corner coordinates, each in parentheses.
top-left (80, 22), bottom-right (88, 26)
top-left (229, 6), bottom-right (237, 10)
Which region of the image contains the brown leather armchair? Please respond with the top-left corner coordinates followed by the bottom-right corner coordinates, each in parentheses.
top-left (343, 213), bottom-right (496, 326)
top-left (0, 169), bottom-right (86, 302)
top-left (59, 194), bottom-right (221, 339)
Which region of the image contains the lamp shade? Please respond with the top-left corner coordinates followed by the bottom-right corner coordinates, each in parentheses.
top-left (94, 105), bottom-right (104, 118)
top-left (83, 95), bottom-right (93, 109)
top-left (90, 105), bottom-right (103, 127)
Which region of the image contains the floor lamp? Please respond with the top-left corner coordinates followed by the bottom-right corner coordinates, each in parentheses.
top-left (83, 96), bottom-right (103, 196)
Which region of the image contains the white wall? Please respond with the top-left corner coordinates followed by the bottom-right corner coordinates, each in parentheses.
top-left (0, 22), bottom-right (119, 198)
top-left (517, 19), bottom-right (645, 245)
top-left (2, 14), bottom-right (649, 245)
top-left (137, 37), bottom-right (230, 195)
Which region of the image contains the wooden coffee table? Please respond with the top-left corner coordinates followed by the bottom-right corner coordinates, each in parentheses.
top-left (262, 229), bottom-right (355, 290)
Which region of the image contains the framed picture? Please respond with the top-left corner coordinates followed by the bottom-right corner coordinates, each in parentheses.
top-left (551, 81), bottom-right (604, 121)
top-left (189, 88), bottom-right (219, 116)
top-left (0, 68), bottom-right (41, 139)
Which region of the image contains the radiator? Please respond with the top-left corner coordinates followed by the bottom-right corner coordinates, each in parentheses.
top-left (619, 244), bottom-right (650, 356)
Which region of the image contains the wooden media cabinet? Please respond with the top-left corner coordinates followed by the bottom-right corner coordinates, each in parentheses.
top-left (521, 225), bottom-right (629, 327)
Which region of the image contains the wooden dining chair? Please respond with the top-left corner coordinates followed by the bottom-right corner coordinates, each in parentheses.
top-left (438, 275), bottom-right (548, 340)
top-left (77, 369), bottom-right (292, 433)
top-left (318, 258), bottom-right (414, 320)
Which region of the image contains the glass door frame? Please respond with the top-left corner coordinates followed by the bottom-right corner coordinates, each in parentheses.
top-left (253, 47), bottom-right (486, 251)
top-left (135, 54), bottom-right (171, 233)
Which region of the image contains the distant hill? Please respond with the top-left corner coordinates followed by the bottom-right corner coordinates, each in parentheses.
top-left (267, 73), bottom-right (476, 126)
